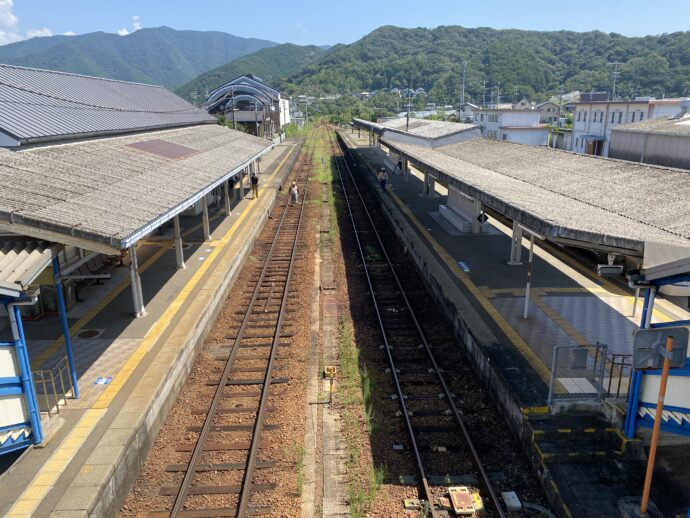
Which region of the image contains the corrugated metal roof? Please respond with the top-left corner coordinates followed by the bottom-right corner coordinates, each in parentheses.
top-left (614, 113), bottom-right (690, 136)
top-left (0, 239), bottom-right (58, 287)
top-left (354, 118), bottom-right (479, 139)
top-left (384, 138), bottom-right (690, 254)
top-left (0, 64), bottom-right (214, 144)
top-left (0, 124), bottom-right (272, 253)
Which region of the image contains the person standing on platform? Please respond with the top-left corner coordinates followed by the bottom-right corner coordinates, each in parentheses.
top-left (251, 172), bottom-right (259, 199)
top-left (395, 160), bottom-right (402, 175)
top-left (289, 181), bottom-right (299, 206)
top-left (378, 167), bottom-right (388, 191)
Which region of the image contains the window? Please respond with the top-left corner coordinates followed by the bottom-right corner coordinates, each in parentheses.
top-left (631, 112), bottom-right (635, 123)
top-left (618, 112), bottom-right (622, 123)
top-left (583, 111), bottom-right (587, 122)
top-left (640, 112), bottom-right (644, 121)
top-left (611, 112), bottom-right (616, 123)
top-left (578, 111), bottom-right (581, 121)
top-left (480, 114), bottom-right (484, 121)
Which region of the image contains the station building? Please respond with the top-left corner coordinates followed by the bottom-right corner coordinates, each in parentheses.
top-left (205, 74), bottom-right (291, 141)
top-left (609, 98), bottom-right (690, 170)
top-left (0, 64), bottom-right (275, 457)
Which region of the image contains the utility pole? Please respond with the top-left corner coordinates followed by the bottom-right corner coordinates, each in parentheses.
top-left (496, 82), bottom-right (501, 106)
top-left (514, 86), bottom-right (518, 105)
top-left (482, 80), bottom-right (488, 109)
top-left (460, 61), bottom-right (467, 104)
top-left (608, 62), bottom-right (624, 100)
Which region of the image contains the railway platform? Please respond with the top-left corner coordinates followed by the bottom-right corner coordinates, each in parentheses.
top-left (339, 129), bottom-right (690, 518)
top-left (0, 140), bottom-right (301, 518)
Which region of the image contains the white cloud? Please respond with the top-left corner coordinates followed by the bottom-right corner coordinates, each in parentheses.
top-left (117, 15), bottom-right (141, 37)
top-left (63, 31), bottom-right (75, 36)
top-left (0, 0), bottom-right (58, 45)
top-left (0, 0), bottom-right (18, 30)
top-left (27, 27), bottom-right (52, 38)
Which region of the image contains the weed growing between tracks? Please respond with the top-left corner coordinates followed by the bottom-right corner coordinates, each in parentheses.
top-left (337, 317), bottom-right (385, 517)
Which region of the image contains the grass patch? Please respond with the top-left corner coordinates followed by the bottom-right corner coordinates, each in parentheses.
top-left (337, 317), bottom-right (384, 517)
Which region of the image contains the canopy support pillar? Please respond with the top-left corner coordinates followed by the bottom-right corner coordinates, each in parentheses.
top-left (129, 245), bottom-right (146, 318)
top-left (471, 198), bottom-right (482, 234)
top-left (224, 181), bottom-right (231, 216)
top-left (202, 196), bottom-right (211, 241)
top-left (52, 255), bottom-right (79, 398)
top-left (174, 215), bottom-right (185, 270)
top-left (508, 220), bottom-right (524, 265)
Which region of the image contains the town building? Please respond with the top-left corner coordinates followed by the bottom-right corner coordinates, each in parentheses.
top-left (458, 101), bottom-right (478, 123)
top-left (571, 97), bottom-right (682, 156)
top-left (474, 107), bottom-right (549, 146)
top-left (608, 98), bottom-right (690, 169)
top-left (536, 101), bottom-right (561, 124)
top-left (206, 74), bottom-right (290, 140)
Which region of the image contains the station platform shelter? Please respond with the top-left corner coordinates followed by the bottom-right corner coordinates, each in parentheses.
top-left (344, 120), bottom-right (690, 518)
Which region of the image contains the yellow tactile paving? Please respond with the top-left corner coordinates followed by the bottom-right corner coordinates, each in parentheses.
top-left (31, 244), bottom-right (169, 368)
top-left (8, 144), bottom-right (297, 517)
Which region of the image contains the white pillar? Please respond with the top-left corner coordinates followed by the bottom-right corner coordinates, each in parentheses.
top-left (202, 195), bottom-right (211, 241)
top-left (174, 216), bottom-right (185, 270)
top-left (523, 233), bottom-right (535, 319)
top-left (224, 181), bottom-right (231, 216)
top-left (403, 157), bottom-right (409, 184)
top-left (129, 245), bottom-right (146, 318)
top-left (257, 158), bottom-right (262, 175)
top-left (471, 198), bottom-right (482, 234)
top-left (508, 220), bottom-right (523, 265)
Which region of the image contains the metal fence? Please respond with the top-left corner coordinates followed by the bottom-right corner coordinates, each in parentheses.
top-left (602, 352), bottom-right (633, 402)
top-left (32, 356), bottom-right (74, 417)
top-left (548, 344), bottom-right (607, 405)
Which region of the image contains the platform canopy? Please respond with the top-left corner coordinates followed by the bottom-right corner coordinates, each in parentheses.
top-left (0, 124), bottom-right (273, 254)
top-left (353, 117), bottom-right (478, 140)
top-left (384, 137), bottom-right (690, 256)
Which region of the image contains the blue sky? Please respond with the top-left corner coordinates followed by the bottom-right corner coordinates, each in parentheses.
top-left (5, 0), bottom-right (690, 46)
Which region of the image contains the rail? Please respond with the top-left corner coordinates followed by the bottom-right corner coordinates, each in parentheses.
top-left (330, 129), bottom-right (505, 517)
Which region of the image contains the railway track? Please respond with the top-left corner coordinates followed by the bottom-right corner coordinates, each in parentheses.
top-left (149, 135), bottom-right (314, 518)
top-left (330, 129), bottom-right (506, 517)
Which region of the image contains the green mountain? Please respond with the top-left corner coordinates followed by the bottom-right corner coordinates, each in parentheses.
top-left (282, 25), bottom-right (690, 102)
top-left (0, 26), bottom-right (278, 87)
top-left (175, 43), bottom-right (327, 101)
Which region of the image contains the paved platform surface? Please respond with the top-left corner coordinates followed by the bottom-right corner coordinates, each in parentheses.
top-left (341, 130), bottom-right (690, 518)
top-left (0, 139), bottom-right (301, 517)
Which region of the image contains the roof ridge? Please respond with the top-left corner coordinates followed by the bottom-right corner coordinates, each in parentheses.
top-left (0, 63), bottom-right (165, 88)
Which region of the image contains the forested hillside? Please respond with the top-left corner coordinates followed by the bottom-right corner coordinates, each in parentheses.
top-left (0, 27), bottom-right (277, 87)
top-left (281, 25), bottom-right (690, 103)
top-left (176, 44), bottom-right (326, 100)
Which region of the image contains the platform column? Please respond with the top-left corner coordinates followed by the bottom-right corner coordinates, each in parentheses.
top-left (624, 287), bottom-right (656, 437)
top-left (508, 220), bottom-right (523, 265)
top-left (52, 255), bottom-right (79, 398)
top-left (224, 181), bottom-right (231, 216)
top-left (257, 158), bottom-right (262, 175)
top-left (202, 195), bottom-right (211, 241)
top-left (174, 215), bottom-right (185, 269)
top-left (403, 157), bottom-right (409, 184)
top-left (422, 172), bottom-right (435, 196)
top-left (129, 245), bottom-right (146, 318)
top-left (471, 198), bottom-right (482, 234)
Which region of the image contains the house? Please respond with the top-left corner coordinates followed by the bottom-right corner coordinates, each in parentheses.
top-left (609, 99), bottom-right (690, 169)
top-left (458, 102), bottom-right (478, 123)
top-left (571, 97), bottom-right (683, 156)
top-left (536, 101), bottom-right (561, 124)
top-left (206, 74), bottom-right (290, 140)
top-left (474, 107), bottom-right (549, 146)
top-left (513, 98), bottom-right (535, 110)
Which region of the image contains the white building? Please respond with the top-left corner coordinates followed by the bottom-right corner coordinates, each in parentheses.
top-left (536, 101), bottom-right (561, 124)
top-left (474, 108), bottom-right (549, 146)
top-left (571, 98), bottom-right (682, 156)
